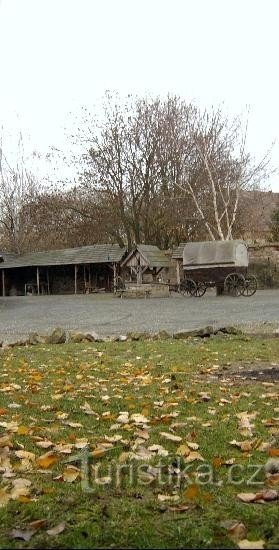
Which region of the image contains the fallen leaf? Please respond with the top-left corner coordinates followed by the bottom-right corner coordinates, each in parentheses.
top-left (29, 519), bottom-right (47, 530)
top-left (9, 528), bottom-right (35, 542)
top-left (46, 522), bottom-right (66, 536)
top-left (185, 451), bottom-right (205, 463)
top-left (36, 451), bottom-right (58, 469)
top-left (237, 539), bottom-right (265, 549)
top-left (10, 478), bottom-right (32, 500)
top-left (158, 494), bottom-right (179, 502)
top-left (237, 492), bottom-right (257, 503)
top-left (220, 520), bottom-right (247, 542)
top-left (62, 466), bottom-right (80, 483)
top-left (95, 476), bottom-right (112, 485)
top-left (160, 432), bottom-right (182, 442)
top-left (176, 444), bottom-right (190, 457)
top-left (0, 487), bottom-right (10, 507)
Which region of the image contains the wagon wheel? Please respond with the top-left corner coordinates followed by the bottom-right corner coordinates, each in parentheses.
top-left (224, 272), bottom-right (245, 297)
top-left (241, 275), bottom-right (257, 297)
top-left (193, 282), bottom-right (207, 297)
top-left (180, 278), bottom-right (197, 296)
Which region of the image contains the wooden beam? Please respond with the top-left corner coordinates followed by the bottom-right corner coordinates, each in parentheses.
top-left (113, 263), bottom-right (117, 293)
top-left (2, 270), bottom-right (5, 297)
top-left (47, 268), bottom-right (50, 295)
top-left (37, 267), bottom-right (40, 295)
top-left (74, 265), bottom-right (78, 294)
top-left (176, 260), bottom-right (181, 286)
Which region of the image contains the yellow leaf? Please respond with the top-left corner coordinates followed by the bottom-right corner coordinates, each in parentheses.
top-left (184, 484), bottom-right (199, 500)
top-left (176, 444), bottom-right (190, 457)
top-left (17, 425), bottom-right (29, 435)
top-left (36, 452), bottom-right (58, 469)
top-left (0, 488), bottom-right (10, 507)
top-left (62, 466), bottom-right (80, 483)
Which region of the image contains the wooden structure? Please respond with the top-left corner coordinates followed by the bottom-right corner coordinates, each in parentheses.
top-left (0, 245), bottom-right (126, 296)
top-left (181, 240), bottom-right (257, 297)
top-left (120, 244), bottom-right (171, 285)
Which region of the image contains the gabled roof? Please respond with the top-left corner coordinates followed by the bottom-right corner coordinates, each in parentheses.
top-left (122, 244), bottom-right (170, 268)
top-left (1, 244), bottom-right (126, 269)
top-left (172, 243), bottom-right (187, 260)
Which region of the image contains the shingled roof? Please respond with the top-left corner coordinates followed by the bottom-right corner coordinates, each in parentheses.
top-left (172, 243), bottom-right (187, 260)
top-left (122, 244), bottom-right (170, 268)
top-left (1, 244), bottom-right (126, 269)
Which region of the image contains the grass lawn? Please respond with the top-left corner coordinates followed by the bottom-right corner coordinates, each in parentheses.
top-left (0, 335), bottom-right (278, 549)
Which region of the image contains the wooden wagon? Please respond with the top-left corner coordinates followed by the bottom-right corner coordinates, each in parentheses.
top-left (179, 240), bottom-right (257, 297)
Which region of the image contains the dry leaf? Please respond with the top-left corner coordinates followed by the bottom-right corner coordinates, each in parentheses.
top-left (176, 444), bottom-right (190, 457)
top-left (158, 494), bottom-right (179, 502)
top-left (35, 440), bottom-right (54, 449)
top-left (36, 451), bottom-right (58, 469)
top-left (220, 520), bottom-right (247, 542)
top-left (0, 487), bottom-right (10, 507)
top-left (160, 432), bottom-right (182, 442)
top-left (95, 476), bottom-right (112, 485)
top-left (185, 451), bottom-right (205, 463)
top-left (47, 522), bottom-right (66, 536)
top-left (237, 539), bottom-right (265, 549)
top-left (29, 519), bottom-right (47, 530)
top-left (62, 466), bottom-right (80, 483)
top-left (9, 528), bottom-right (35, 542)
top-left (237, 493), bottom-right (257, 503)
top-left (10, 478), bottom-right (31, 500)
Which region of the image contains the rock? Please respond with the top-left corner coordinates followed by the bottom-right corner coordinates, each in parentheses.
top-left (173, 329), bottom-right (200, 339)
top-left (173, 327), bottom-right (214, 339)
top-left (127, 332), bottom-right (150, 341)
top-left (3, 339), bottom-right (30, 348)
top-left (152, 330), bottom-right (172, 340)
top-left (218, 326), bottom-right (242, 335)
top-left (28, 332), bottom-right (48, 345)
top-left (274, 329), bottom-right (279, 338)
top-left (196, 326), bottom-right (214, 338)
top-left (46, 327), bottom-right (66, 344)
top-left (68, 330), bottom-right (96, 343)
top-left (118, 335), bottom-right (128, 342)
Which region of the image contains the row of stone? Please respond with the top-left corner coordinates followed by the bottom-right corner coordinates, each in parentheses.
top-left (0, 325), bottom-right (245, 349)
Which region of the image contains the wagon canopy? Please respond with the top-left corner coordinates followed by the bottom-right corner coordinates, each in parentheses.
top-left (183, 240), bottom-right (248, 270)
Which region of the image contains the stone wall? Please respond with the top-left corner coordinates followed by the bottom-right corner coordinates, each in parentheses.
top-left (248, 243), bottom-right (279, 288)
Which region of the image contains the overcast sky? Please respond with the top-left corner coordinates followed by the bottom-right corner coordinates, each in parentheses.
top-left (0, 0), bottom-right (278, 190)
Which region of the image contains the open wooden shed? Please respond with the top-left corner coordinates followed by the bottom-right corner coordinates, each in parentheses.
top-left (1, 244), bottom-right (126, 296)
top-left (121, 244), bottom-right (171, 284)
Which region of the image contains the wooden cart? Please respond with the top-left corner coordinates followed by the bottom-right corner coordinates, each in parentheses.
top-left (179, 240), bottom-right (257, 297)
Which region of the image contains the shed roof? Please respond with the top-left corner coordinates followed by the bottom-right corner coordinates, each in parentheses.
top-left (172, 243), bottom-right (187, 260)
top-left (122, 244), bottom-right (170, 268)
top-left (1, 244), bottom-right (126, 269)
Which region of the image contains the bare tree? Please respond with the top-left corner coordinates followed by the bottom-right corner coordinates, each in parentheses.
top-left (177, 109), bottom-right (274, 240)
top-left (0, 132), bottom-right (39, 252)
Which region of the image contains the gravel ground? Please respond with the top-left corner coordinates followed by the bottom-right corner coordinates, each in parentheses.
top-left (0, 289), bottom-right (278, 342)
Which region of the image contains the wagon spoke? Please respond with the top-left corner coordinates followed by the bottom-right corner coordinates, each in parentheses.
top-left (224, 272), bottom-right (245, 297)
top-left (241, 275), bottom-right (257, 297)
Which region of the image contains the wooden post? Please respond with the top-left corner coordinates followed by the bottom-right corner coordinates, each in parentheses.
top-left (2, 270), bottom-right (5, 297)
top-left (47, 268), bottom-right (50, 295)
top-left (74, 265), bottom-right (78, 294)
top-left (113, 263), bottom-right (117, 293)
top-left (176, 260), bottom-right (181, 287)
top-left (37, 267), bottom-right (40, 295)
